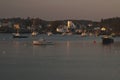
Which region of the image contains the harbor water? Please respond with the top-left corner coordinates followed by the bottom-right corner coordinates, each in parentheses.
top-left (0, 33), bottom-right (120, 80)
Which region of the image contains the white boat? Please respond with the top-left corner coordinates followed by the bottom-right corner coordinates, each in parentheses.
top-left (33, 39), bottom-right (54, 45)
top-left (62, 32), bottom-right (66, 36)
top-left (47, 32), bottom-right (53, 36)
top-left (31, 31), bottom-right (38, 36)
top-left (81, 32), bottom-right (87, 37)
top-left (61, 32), bottom-right (72, 36)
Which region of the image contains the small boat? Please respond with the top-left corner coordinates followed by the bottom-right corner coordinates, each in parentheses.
top-left (12, 33), bottom-right (28, 38)
top-left (81, 32), bottom-right (87, 37)
top-left (31, 31), bottom-right (38, 36)
top-left (13, 24), bottom-right (28, 38)
top-left (47, 32), bottom-right (53, 36)
top-left (33, 39), bottom-right (54, 45)
top-left (62, 32), bottom-right (72, 36)
top-left (102, 35), bottom-right (114, 44)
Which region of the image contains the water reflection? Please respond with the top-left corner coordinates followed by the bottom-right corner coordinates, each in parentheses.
top-left (0, 34), bottom-right (120, 80)
top-left (13, 41), bottom-right (20, 47)
top-left (66, 41), bottom-right (70, 55)
top-left (102, 42), bottom-right (120, 55)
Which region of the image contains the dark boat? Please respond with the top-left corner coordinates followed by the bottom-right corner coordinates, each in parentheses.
top-left (102, 36), bottom-right (114, 44)
top-left (12, 33), bottom-right (28, 38)
top-left (13, 24), bottom-right (28, 38)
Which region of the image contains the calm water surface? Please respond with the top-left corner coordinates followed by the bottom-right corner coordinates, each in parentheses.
top-left (0, 34), bottom-right (120, 80)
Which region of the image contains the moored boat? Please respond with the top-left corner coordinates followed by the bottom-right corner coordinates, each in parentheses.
top-left (13, 24), bottom-right (28, 38)
top-left (33, 39), bottom-right (54, 45)
top-left (47, 32), bottom-right (53, 36)
top-left (31, 31), bottom-right (38, 36)
top-left (12, 33), bottom-right (28, 38)
top-left (102, 35), bottom-right (114, 44)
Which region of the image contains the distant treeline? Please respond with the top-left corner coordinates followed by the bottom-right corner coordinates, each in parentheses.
top-left (0, 17), bottom-right (120, 34)
top-left (101, 17), bottom-right (120, 34)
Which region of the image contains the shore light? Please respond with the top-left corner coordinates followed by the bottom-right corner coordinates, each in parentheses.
top-left (101, 27), bottom-right (106, 31)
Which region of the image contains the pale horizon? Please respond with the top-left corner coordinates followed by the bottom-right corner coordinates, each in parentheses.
top-left (0, 0), bottom-right (120, 21)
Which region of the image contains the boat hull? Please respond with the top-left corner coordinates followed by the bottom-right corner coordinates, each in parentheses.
top-left (33, 41), bottom-right (54, 45)
top-left (102, 37), bottom-right (114, 44)
top-left (13, 35), bottom-right (28, 38)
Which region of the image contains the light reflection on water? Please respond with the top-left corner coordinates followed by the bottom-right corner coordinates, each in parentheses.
top-left (0, 34), bottom-right (120, 80)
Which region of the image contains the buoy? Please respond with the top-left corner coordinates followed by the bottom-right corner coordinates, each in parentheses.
top-left (93, 40), bottom-right (96, 43)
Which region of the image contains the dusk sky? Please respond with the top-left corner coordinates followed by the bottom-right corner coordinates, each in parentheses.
top-left (0, 0), bottom-right (120, 21)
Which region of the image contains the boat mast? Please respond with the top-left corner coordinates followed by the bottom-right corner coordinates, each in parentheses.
top-left (14, 24), bottom-right (20, 33)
